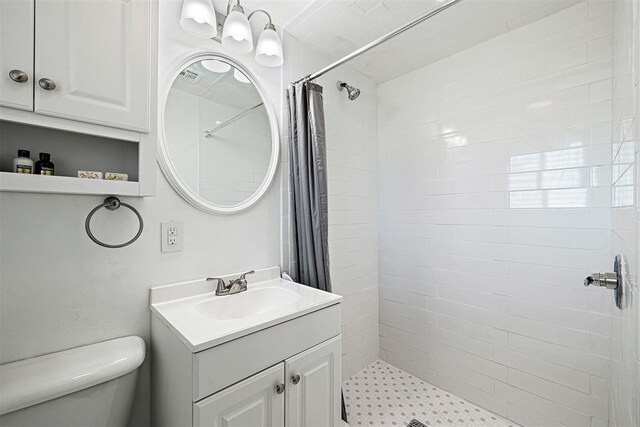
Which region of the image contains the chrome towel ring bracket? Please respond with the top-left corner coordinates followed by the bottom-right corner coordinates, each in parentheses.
top-left (85, 197), bottom-right (144, 249)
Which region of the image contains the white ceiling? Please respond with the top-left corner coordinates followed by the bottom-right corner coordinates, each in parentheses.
top-left (173, 61), bottom-right (263, 109)
top-left (284, 0), bottom-right (582, 83)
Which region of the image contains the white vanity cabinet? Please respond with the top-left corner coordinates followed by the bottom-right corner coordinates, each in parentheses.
top-left (150, 270), bottom-right (343, 427)
top-left (194, 337), bottom-right (342, 427)
top-left (0, 0), bottom-right (151, 132)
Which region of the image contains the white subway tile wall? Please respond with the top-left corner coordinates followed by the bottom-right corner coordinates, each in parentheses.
top-left (610, 0), bottom-right (640, 426)
top-left (377, 2), bottom-right (615, 426)
top-left (283, 35), bottom-right (381, 380)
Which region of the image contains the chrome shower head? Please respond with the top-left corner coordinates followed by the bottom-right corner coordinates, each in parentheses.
top-left (337, 81), bottom-right (361, 100)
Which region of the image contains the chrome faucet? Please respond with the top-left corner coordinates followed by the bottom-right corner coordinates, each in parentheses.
top-left (207, 270), bottom-right (255, 296)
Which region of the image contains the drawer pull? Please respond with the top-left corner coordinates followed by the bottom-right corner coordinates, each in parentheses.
top-left (291, 374), bottom-right (301, 385)
top-left (275, 383), bottom-right (285, 394)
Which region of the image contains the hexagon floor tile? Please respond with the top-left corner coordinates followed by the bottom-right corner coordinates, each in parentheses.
top-left (343, 360), bottom-right (518, 427)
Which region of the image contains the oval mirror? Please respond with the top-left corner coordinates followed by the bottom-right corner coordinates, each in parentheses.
top-left (159, 54), bottom-right (279, 214)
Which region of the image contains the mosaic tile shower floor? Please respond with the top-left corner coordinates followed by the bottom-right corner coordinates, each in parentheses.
top-left (343, 360), bottom-right (517, 427)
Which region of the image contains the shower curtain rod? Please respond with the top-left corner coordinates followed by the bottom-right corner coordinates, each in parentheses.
top-left (292, 0), bottom-right (464, 85)
top-left (203, 102), bottom-right (264, 138)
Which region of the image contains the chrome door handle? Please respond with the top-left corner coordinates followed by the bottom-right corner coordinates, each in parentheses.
top-left (584, 253), bottom-right (626, 310)
top-left (9, 69), bottom-right (28, 83)
top-left (275, 383), bottom-right (285, 394)
top-left (584, 272), bottom-right (618, 289)
top-left (38, 78), bottom-right (56, 91)
top-left (291, 374), bottom-right (301, 385)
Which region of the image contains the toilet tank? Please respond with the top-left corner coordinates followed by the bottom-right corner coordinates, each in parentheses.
top-left (0, 336), bottom-right (145, 427)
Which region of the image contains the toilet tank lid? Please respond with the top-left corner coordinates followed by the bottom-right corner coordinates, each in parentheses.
top-left (0, 336), bottom-right (145, 416)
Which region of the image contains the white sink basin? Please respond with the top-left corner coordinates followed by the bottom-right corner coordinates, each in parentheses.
top-left (195, 287), bottom-right (300, 320)
top-left (150, 267), bottom-right (342, 352)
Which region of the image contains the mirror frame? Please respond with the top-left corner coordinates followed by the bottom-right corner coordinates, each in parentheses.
top-left (158, 53), bottom-right (280, 214)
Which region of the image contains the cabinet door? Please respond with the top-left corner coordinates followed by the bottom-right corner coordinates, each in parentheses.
top-left (195, 363), bottom-right (285, 427)
top-left (0, 0), bottom-right (34, 110)
top-left (285, 336), bottom-right (341, 427)
top-left (34, 0), bottom-right (150, 132)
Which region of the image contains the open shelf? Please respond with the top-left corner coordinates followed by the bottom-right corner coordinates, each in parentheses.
top-left (0, 119), bottom-right (154, 197)
top-left (0, 172), bottom-right (140, 196)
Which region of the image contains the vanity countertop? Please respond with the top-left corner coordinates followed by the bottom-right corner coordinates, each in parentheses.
top-left (150, 267), bottom-right (342, 352)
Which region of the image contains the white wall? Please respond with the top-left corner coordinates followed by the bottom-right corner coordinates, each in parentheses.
top-left (0, 1), bottom-right (283, 425)
top-left (283, 34), bottom-right (380, 380)
top-left (377, 3), bottom-right (614, 426)
top-left (610, 0), bottom-right (640, 425)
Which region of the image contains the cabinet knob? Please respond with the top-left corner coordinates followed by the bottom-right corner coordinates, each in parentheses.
top-left (291, 374), bottom-right (301, 385)
top-left (38, 78), bottom-right (56, 91)
top-left (275, 383), bottom-right (285, 394)
top-left (9, 69), bottom-right (28, 83)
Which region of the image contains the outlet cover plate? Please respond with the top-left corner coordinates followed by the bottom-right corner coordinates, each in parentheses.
top-left (161, 221), bottom-right (184, 252)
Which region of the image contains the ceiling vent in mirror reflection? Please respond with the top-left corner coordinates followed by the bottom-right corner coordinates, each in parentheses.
top-left (179, 68), bottom-right (202, 83)
top-left (158, 54), bottom-right (279, 215)
top-left (179, 0), bottom-right (284, 68)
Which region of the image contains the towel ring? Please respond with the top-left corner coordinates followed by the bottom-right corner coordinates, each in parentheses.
top-left (85, 197), bottom-right (144, 248)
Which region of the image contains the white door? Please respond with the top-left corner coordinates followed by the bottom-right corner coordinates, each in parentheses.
top-left (0, 0), bottom-right (34, 110)
top-left (34, 0), bottom-right (151, 132)
top-left (195, 363), bottom-right (285, 427)
top-left (285, 336), bottom-right (342, 427)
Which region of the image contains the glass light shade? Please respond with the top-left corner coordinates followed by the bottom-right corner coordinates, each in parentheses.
top-left (221, 8), bottom-right (253, 54)
top-left (201, 60), bottom-right (231, 73)
top-left (233, 69), bottom-right (251, 84)
top-left (255, 27), bottom-right (284, 67)
top-left (180, 0), bottom-right (217, 38)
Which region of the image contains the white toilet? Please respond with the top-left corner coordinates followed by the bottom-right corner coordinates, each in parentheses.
top-left (0, 336), bottom-right (145, 427)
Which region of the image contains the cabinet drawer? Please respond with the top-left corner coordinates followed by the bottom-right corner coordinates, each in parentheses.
top-left (193, 304), bottom-right (340, 402)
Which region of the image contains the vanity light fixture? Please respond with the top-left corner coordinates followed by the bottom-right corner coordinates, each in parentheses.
top-left (201, 59), bottom-right (231, 73)
top-left (221, 1), bottom-right (253, 54)
top-left (233, 68), bottom-right (251, 83)
top-left (180, 0), bottom-right (217, 38)
top-left (180, 0), bottom-right (284, 67)
top-left (250, 10), bottom-right (284, 67)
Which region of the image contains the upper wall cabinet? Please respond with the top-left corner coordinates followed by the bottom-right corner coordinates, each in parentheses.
top-left (0, 0), bottom-right (35, 111)
top-left (0, 0), bottom-right (151, 133)
top-left (0, 0), bottom-right (156, 197)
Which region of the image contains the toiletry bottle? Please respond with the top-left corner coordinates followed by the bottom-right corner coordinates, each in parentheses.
top-left (13, 150), bottom-right (34, 174)
top-left (34, 152), bottom-right (54, 175)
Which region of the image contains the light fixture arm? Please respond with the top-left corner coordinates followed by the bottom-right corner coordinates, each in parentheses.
top-left (247, 9), bottom-right (275, 30)
top-left (226, 0), bottom-right (240, 15)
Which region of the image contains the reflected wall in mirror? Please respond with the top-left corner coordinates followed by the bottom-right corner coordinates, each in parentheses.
top-left (160, 54), bottom-right (278, 214)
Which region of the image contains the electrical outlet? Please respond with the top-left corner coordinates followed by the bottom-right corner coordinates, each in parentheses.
top-left (161, 221), bottom-right (184, 252)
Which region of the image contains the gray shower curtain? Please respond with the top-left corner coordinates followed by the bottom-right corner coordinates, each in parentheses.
top-left (287, 81), bottom-right (332, 293)
top-left (287, 81), bottom-right (348, 423)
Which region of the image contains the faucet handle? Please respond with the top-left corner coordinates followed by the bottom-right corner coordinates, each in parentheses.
top-left (207, 277), bottom-right (228, 296)
top-left (227, 270), bottom-right (255, 294)
top-left (238, 270), bottom-right (255, 280)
